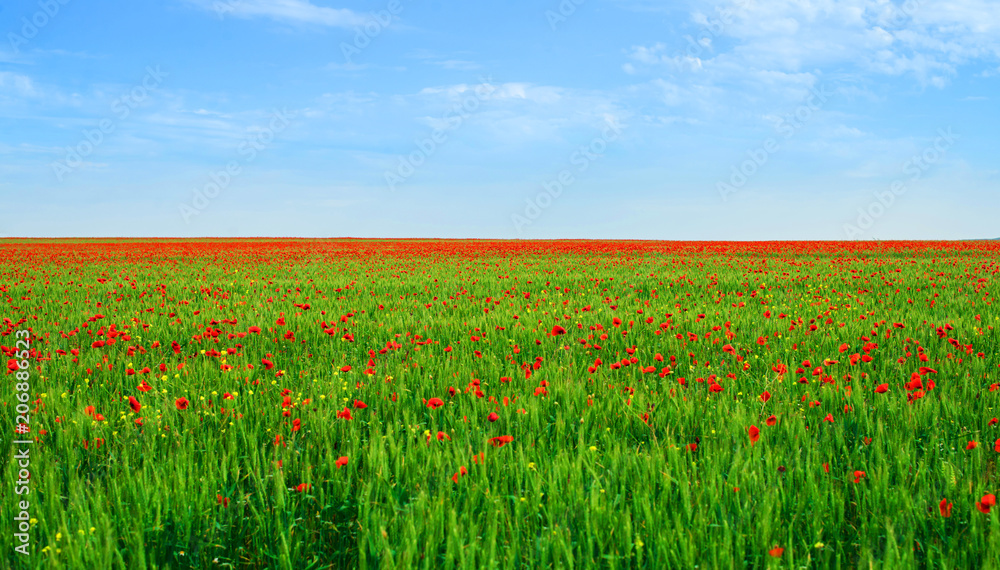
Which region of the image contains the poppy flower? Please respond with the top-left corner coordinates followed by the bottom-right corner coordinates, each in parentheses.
top-left (335, 456), bottom-right (349, 469)
top-left (175, 397), bottom-right (189, 410)
top-left (759, 391), bottom-right (771, 403)
top-left (336, 407), bottom-right (353, 420)
top-left (549, 325), bottom-right (567, 336)
top-left (967, 441), bottom-right (979, 450)
top-left (748, 425), bottom-right (760, 446)
top-left (437, 431), bottom-right (450, 441)
top-left (990, 418), bottom-right (999, 427)
top-left (487, 412), bottom-right (499, 422)
top-left (977, 494), bottom-right (996, 514)
top-left (765, 415), bottom-right (777, 426)
top-left (292, 419), bottom-right (301, 432)
top-left (340, 365), bottom-right (352, 373)
top-left (249, 326), bottom-right (261, 334)
top-left (128, 396), bottom-right (141, 414)
top-left (995, 439), bottom-right (1000, 453)
top-left (823, 414), bottom-right (834, 423)
top-left (427, 397), bottom-right (445, 409)
top-left (353, 399), bottom-right (367, 409)
top-left (939, 498), bottom-right (952, 518)
top-left (769, 546), bottom-right (784, 557)
top-left (853, 470), bottom-right (866, 483)
top-left (262, 358), bottom-right (274, 370)
top-left (488, 435), bottom-right (514, 447)
top-left (296, 483), bottom-right (310, 492)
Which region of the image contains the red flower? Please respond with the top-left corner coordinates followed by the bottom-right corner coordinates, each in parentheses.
top-left (292, 418), bottom-right (301, 432)
top-left (336, 407), bottom-right (353, 420)
top-left (748, 425), bottom-right (760, 446)
top-left (939, 498), bottom-right (952, 518)
top-left (262, 358), bottom-right (274, 370)
top-left (487, 412), bottom-right (499, 422)
top-left (874, 384), bottom-right (888, 394)
top-left (977, 494), bottom-right (996, 514)
top-left (823, 414), bottom-right (834, 423)
top-left (759, 391), bottom-right (771, 403)
top-left (437, 431), bottom-right (450, 441)
top-left (995, 439), bottom-right (1000, 453)
top-left (488, 435), bottom-right (514, 448)
top-left (427, 397), bottom-right (445, 409)
top-left (340, 365), bottom-right (352, 373)
top-left (967, 441), bottom-right (979, 450)
top-left (768, 546), bottom-right (784, 558)
top-left (991, 418), bottom-right (999, 427)
top-left (128, 396), bottom-right (141, 414)
top-left (335, 456), bottom-right (349, 469)
top-left (296, 483), bottom-right (310, 492)
top-left (549, 325), bottom-right (567, 336)
top-left (853, 470), bottom-right (866, 483)
top-left (175, 397), bottom-right (189, 410)
top-left (249, 326), bottom-right (261, 334)
top-left (216, 494), bottom-right (230, 508)
top-left (765, 415), bottom-right (777, 427)
top-left (353, 399), bottom-right (367, 409)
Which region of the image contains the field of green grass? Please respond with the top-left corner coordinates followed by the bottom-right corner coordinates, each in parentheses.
top-left (2, 239), bottom-right (999, 569)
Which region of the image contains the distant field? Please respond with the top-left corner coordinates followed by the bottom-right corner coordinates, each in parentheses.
top-left (2, 239), bottom-right (999, 569)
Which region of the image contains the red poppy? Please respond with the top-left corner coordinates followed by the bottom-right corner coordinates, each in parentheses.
top-left (296, 483), bottom-right (310, 492)
top-left (249, 326), bottom-right (261, 334)
top-left (874, 384), bottom-right (888, 394)
top-left (262, 358), bottom-right (274, 370)
top-left (437, 431), bottom-right (450, 441)
top-left (340, 365), bottom-right (352, 373)
top-left (488, 435), bottom-right (514, 447)
top-left (823, 414), bottom-right (834, 423)
top-left (487, 412), bottom-right (499, 422)
top-left (768, 546), bottom-right (784, 558)
top-left (427, 397), bottom-right (445, 409)
top-left (336, 407), bottom-right (353, 420)
top-left (217, 494), bottom-right (230, 508)
top-left (335, 456), bottom-right (349, 469)
top-left (748, 425), bottom-right (760, 446)
top-left (759, 391), bottom-right (771, 403)
top-left (939, 498), bottom-right (952, 518)
top-left (128, 396), bottom-right (141, 414)
top-left (977, 494), bottom-right (996, 514)
top-left (765, 415), bottom-right (777, 426)
top-left (353, 399), bottom-right (367, 409)
top-left (175, 397), bottom-right (189, 410)
top-left (549, 325), bottom-right (567, 336)
top-left (991, 418), bottom-right (999, 427)
top-left (853, 470), bottom-right (866, 483)
top-left (292, 419), bottom-right (301, 432)
top-left (967, 441), bottom-right (979, 450)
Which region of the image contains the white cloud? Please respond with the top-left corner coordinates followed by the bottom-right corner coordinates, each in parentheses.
top-left (189, 0), bottom-right (366, 27)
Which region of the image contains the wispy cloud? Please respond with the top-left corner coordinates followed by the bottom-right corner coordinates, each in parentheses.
top-left (188, 0), bottom-right (366, 28)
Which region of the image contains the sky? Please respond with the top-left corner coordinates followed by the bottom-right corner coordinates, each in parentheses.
top-left (0, 0), bottom-right (998, 240)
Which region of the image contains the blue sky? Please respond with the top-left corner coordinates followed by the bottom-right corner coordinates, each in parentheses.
top-left (1, 0), bottom-right (997, 239)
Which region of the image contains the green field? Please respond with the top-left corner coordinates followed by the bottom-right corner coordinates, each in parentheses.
top-left (3, 239), bottom-right (999, 569)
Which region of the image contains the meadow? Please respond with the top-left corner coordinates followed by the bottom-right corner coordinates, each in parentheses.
top-left (2, 238), bottom-right (999, 569)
